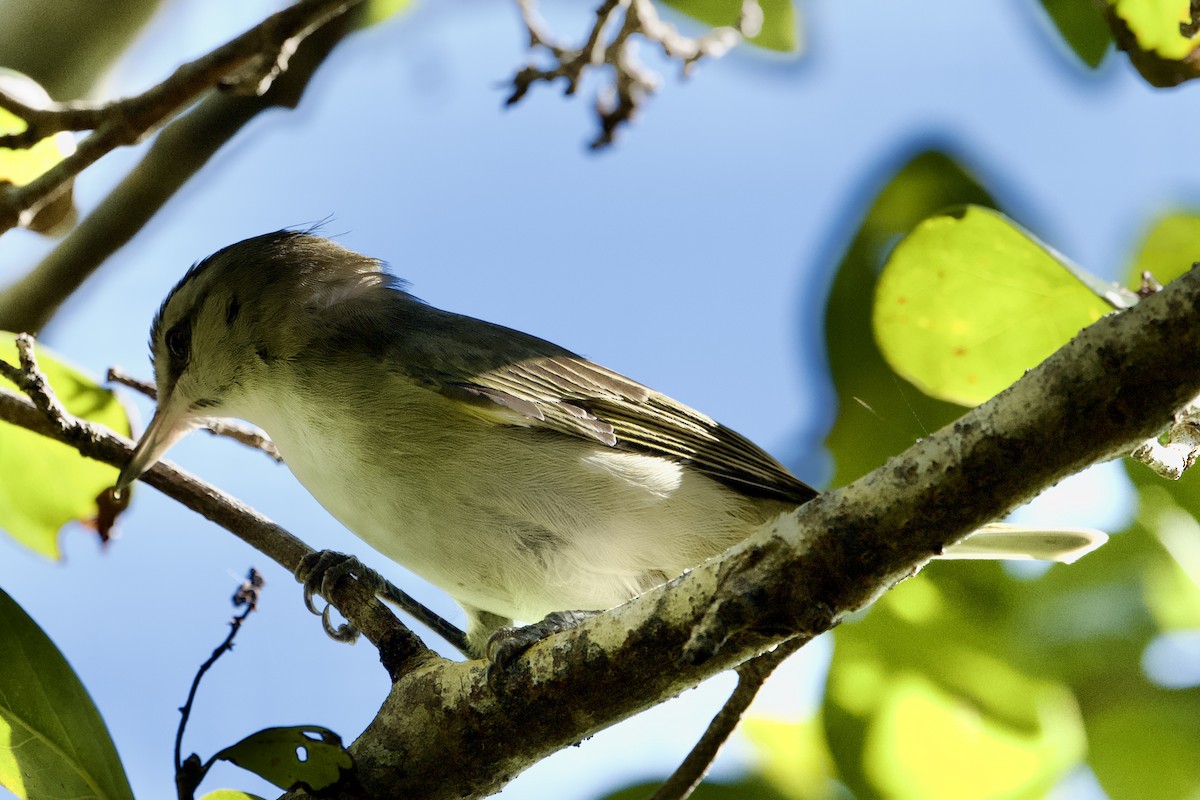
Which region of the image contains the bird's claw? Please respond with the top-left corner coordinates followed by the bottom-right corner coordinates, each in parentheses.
top-left (295, 550), bottom-right (376, 644)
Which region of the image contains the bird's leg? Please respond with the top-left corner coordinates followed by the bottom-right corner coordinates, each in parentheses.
top-left (295, 550), bottom-right (470, 655)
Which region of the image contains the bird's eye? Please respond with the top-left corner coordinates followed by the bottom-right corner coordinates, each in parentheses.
top-left (165, 323), bottom-right (191, 363)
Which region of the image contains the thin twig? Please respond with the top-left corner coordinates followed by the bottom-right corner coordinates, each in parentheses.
top-left (107, 366), bottom-right (283, 462)
top-left (649, 637), bottom-right (803, 800)
top-left (507, 0), bottom-right (762, 148)
top-left (174, 569), bottom-right (264, 800)
top-left (0, 0), bottom-right (364, 233)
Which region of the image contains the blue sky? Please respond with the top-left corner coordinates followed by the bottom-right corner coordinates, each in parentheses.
top-left (2, 1), bottom-right (1195, 797)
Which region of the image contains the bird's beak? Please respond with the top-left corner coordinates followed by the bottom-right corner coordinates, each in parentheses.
top-left (115, 395), bottom-right (198, 494)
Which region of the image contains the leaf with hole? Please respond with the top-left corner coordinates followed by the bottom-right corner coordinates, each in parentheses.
top-left (212, 726), bottom-right (352, 791)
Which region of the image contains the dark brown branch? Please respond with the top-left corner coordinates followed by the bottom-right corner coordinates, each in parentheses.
top-left (0, 0), bottom-right (363, 234)
top-left (649, 637), bottom-right (803, 800)
top-left (107, 366), bottom-right (283, 462)
top-left (507, 0), bottom-right (761, 148)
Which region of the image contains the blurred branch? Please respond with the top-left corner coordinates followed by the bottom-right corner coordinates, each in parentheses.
top-left (0, 2), bottom-right (361, 333)
top-left (107, 366), bottom-right (282, 462)
top-left (650, 638), bottom-right (803, 800)
top-left (0, 333), bottom-right (433, 680)
top-left (0, 0), bottom-right (364, 235)
top-left (508, 0), bottom-right (762, 148)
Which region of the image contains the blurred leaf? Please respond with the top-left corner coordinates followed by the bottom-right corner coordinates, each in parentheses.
top-left (361, 0), bottom-right (415, 27)
top-left (213, 726), bottom-right (352, 791)
top-left (1111, 0), bottom-right (1197, 58)
top-left (1088, 692), bottom-right (1200, 799)
top-left (824, 577), bottom-right (1088, 799)
top-left (873, 205), bottom-right (1119, 407)
top-left (0, 335), bottom-right (131, 559)
top-left (823, 151), bottom-right (996, 487)
top-left (199, 792), bottom-right (267, 800)
top-left (659, 0), bottom-right (800, 52)
top-left (0, 68), bottom-right (77, 234)
top-left (742, 716), bottom-right (844, 799)
top-left (1127, 210), bottom-right (1200, 286)
top-left (864, 673), bottom-right (1081, 800)
top-left (1038, 0), bottom-right (1113, 66)
top-left (0, 586), bottom-right (134, 800)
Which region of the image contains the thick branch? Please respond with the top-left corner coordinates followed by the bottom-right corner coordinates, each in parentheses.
top-left (282, 268), bottom-right (1200, 798)
top-left (0, 0), bottom-right (363, 234)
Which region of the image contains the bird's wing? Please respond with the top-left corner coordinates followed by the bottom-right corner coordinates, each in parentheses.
top-left (441, 355), bottom-right (816, 504)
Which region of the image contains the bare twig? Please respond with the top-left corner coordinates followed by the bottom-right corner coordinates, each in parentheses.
top-left (507, 0), bottom-right (762, 148)
top-left (0, 337), bottom-right (445, 679)
top-left (650, 637), bottom-right (803, 800)
top-left (174, 569), bottom-right (265, 800)
top-left (107, 366), bottom-right (283, 462)
top-left (0, 0), bottom-right (364, 233)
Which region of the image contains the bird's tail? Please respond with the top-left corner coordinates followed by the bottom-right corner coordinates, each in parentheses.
top-left (940, 523), bottom-right (1107, 564)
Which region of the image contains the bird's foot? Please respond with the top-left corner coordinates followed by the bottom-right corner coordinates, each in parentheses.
top-left (486, 610), bottom-right (598, 672)
top-left (294, 550), bottom-right (387, 644)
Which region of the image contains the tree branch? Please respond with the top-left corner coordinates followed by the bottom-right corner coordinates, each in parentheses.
top-left (0, 0), bottom-right (363, 333)
top-left (0, 0), bottom-right (363, 234)
top-left (279, 267), bottom-right (1200, 798)
top-left (507, 0), bottom-right (762, 149)
top-left (650, 637), bottom-right (803, 800)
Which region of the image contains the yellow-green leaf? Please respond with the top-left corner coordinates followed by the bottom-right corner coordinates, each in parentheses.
top-left (199, 792), bottom-right (267, 800)
top-left (360, 0), bottom-right (414, 27)
top-left (658, 0), bottom-right (800, 52)
top-left (0, 335), bottom-right (131, 559)
top-left (741, 716), bottom-right (840, 800)
top-left (1111, 0), bottom-right (1198, 59)
top-left (0, 69), bottom-right (77, 234)
top-left (213, 726), bottom-right (352, 791)
top-left (0, 586), bottom-right (134, 800)
top-left (873, 206), bottom-right (1119, 407)
top-left (1127, 210), bottom-right (1200, 286)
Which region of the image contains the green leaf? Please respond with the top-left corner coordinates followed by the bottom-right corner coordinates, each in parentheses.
top-left (1088, 693), bottom-right (1200, 799)
top-left (873, 206), bottom-right (1119, 407)
top-left (0, 586), bottom-right (134, 800)
top-left (658, 0), bottom-right (800, 53)
top-left (0, 335), bottom-right (131, 559)
top-left (825, 578), bottom-right (1087, 800)
top-left (1039, 0), bottom-right (1113, 66)
top-left (199, 791), bottom-right (267, 800)
top-left (823, 151), bottom-right (998, 488)
top-left (0, 69), bottom-right (77, 233)
top-left (360, 0), bottom-right (415, 27)
top-left (1111, 0), bottom-right (1198, 59)
top-left (1127, 210), bottom-right (1200, 286)
top-left (212, 726), bottom-right (352, 791)
top-left (741, 716), bottom-right (842, 800)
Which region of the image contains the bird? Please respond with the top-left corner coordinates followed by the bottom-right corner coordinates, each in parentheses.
top-left (115, 231), bottom-right (1106, 658)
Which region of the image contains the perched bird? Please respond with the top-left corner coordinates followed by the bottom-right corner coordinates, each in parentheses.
top-left (115, 231), bottom-right (1105, 657)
